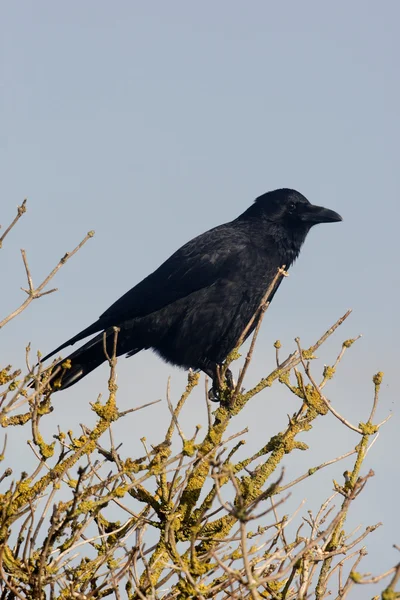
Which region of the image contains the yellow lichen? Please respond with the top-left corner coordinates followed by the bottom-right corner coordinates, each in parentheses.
top-left (8, 380), bottom-right (21, 391)
top-left (323, 365), bottom-right (336, 380)
top-left (1, 412), bottom-right (32, 427)
top-left (35, 433), bottom-right (55, 459)
top-left (373, 371), bottom-right (384, 385)
top-left (302, 349), bottom-right (317, 360)
top-left (91, 398), bottom-right (119, 421)
top-left (0, 367), bottom-right (13, 386)
top-left (358, 421), bottom-right (378, 435)
top-left (268, 579), bottom-right (287, 592)
top-left (182, 439), bottom-right (196, 457)
top-left (304, 385), bottom-right (328, 415)
top-left (114, 486), bottom-right (128, 498)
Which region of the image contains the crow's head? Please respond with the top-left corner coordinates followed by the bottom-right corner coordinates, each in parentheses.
top-left (243, 188), bottom-right (342, 228)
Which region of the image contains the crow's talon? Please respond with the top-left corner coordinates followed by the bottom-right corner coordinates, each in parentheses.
top-left (208, 386), bottom-right (220, 402)
top-left (208, 369), bottom-right (236, 403)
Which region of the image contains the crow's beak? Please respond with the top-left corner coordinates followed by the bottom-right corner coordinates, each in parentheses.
top-left (299, 204), bottom-right (343, 224)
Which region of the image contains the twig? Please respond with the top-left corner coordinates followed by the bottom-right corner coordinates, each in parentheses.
top-left (118, 398), bottom-right (162, 418)
top-left (295, 337), bottom-right (363, 434)
top-left (165, 376), bottom-right (186, 443)
top-left (240, 518), bottom-right (261, 600)
top-left (275, 449), bottom-right (357, 495)
top-left (0, 199), bottom-right (27, 248)
top-left (369, 371), bottom-right (384, 423)
top-left (233, 266), bottom-right (288, 352)
top-left (348, 564), bottom-right (398, 586)
top-left (242, 309), bottom-right (352, 404)
top-left (20, 248), bottom-right (34, 293)
top-left (0, 230), bottom-right (95, 329)
top-left (231, 292), bottom-right (274, 404)
top-left (381, 561), bottom-right (400, 597)
top-left (319, 334), bottom-right (362, 389)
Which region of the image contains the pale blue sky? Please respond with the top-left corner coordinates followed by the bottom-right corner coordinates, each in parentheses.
top-left (1, 2), bottom-right (399, 594)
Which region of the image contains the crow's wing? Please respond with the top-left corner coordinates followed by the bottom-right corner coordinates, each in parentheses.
top-left (42, 224), bottom-right (247, 361)
top-left (100, 224), bottom-right (246, 322)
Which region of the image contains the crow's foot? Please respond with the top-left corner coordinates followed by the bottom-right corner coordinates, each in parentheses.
top-left (208, 368), bottom-right (236, 403)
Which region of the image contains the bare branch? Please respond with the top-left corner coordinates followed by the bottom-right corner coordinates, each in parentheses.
top-left (0, 199), bottom-right (27, 249)
top-left (0, 230), bottom-right (95, 329)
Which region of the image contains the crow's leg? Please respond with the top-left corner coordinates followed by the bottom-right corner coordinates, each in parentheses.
top-left (198, 359), bottom-right (235, 402)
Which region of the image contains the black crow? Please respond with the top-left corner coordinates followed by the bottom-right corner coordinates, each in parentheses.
top-left (39, 189), bottom-right (342, 396)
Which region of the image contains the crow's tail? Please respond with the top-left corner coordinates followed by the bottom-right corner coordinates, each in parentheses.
top-left (33, 329), bottom-right (143, 392)
top-left (44, 332), bottom-right (108, 391)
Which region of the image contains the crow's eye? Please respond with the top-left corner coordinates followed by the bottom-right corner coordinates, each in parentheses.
top-left (288, 201), bottom-right (296, 212)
